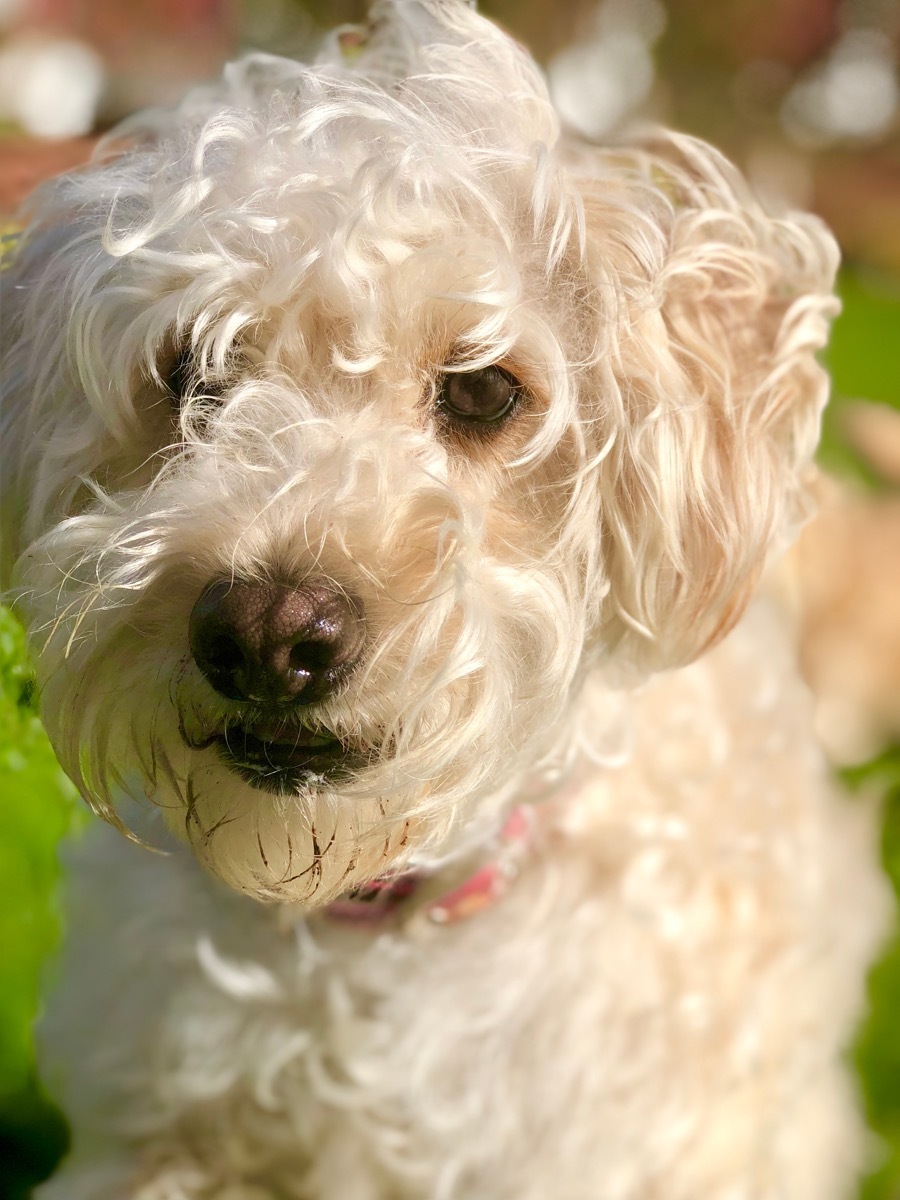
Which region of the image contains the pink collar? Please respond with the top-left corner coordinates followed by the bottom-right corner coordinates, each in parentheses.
top-left (324, 806), bottom-right (538, 929)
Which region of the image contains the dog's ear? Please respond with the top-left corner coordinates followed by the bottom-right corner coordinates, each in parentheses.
top-left (569, 132), bottom-right (839, 674)
top-left (0, 222), bottom-right (60, 586)
top-left (0, 215), bottom-right (105, 589)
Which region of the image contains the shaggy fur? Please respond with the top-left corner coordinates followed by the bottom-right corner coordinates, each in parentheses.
top-left (0, 2), bottom-right (887, 1196)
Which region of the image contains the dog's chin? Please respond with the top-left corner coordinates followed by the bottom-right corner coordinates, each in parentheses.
top-left (211, 715), bottom-right (369, 795)
top-left (165, 719), bottom-right (419, 904)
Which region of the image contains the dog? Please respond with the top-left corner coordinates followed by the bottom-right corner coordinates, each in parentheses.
top-left (1, 2), bottom-right (889, 1196)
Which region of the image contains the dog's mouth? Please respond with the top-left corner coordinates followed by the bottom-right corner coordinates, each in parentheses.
top-left (211, 716), bottom-right (365, 793)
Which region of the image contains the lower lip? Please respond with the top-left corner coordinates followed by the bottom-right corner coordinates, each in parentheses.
top-left (213, 728), bottom-right (359, 790)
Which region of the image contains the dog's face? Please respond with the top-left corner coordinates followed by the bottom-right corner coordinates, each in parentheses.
top-left (1, 2), bottom-right (837, 903)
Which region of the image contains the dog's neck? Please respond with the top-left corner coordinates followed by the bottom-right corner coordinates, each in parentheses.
top-left (322, 804), bottom-right (540, 929)
top-left (315, 683), bottom-right (626, 934)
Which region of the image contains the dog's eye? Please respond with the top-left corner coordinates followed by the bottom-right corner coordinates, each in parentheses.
top-left (437, 366), bottom-right (521, 426)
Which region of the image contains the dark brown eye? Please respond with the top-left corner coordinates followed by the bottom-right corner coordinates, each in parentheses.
top-left (437, 365), bottom-right (521, 425)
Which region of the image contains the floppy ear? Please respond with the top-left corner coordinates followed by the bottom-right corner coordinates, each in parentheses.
top-left (571, 131), bottom-right (839, 673)
top-left (0, 215), bottom-right (108, 590)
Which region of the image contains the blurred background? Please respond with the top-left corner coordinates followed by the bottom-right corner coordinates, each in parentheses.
top-left (1, 1), bottom-right (899, 1196)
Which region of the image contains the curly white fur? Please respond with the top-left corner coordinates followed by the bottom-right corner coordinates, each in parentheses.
top-left (0, 2), bottom-right (887, 1197)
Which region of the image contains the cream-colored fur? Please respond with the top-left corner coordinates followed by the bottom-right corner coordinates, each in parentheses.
top-left (0, 2), bottom-right (887, 1196)
top-left (790, 408), bottom-right (900, 763)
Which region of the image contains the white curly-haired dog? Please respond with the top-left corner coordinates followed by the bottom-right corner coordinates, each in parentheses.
top-left (0, 2), bottom-right (889, 1197)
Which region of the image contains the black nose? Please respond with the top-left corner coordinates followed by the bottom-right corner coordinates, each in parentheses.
top-left (189, 579), bottom-right (365, 705)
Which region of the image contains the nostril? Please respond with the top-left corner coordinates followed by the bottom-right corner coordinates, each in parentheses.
top-left (289, 641), bottom-right (333, 673)
top-left (203, 633), bottom-right (246, 674)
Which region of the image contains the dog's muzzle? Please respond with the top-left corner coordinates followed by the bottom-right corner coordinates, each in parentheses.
top-left (188, 578), bottom-right (366, 790)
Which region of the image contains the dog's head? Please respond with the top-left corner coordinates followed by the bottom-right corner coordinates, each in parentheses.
top-left (1, 1), bottom-right (838, 903)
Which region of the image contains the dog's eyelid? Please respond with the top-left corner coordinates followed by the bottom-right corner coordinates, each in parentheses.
top-left (441, 353), bottom-right (528, 387)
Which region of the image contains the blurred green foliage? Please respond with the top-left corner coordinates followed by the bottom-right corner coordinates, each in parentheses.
top-left (820, 270), bottom-right (900, 488)
top-left (0, 607), bottom-right (77, 1090)
top-left (829, 272), bottom-right (900, 411)
top-left (0, 606), bottom-right (78, 1196)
